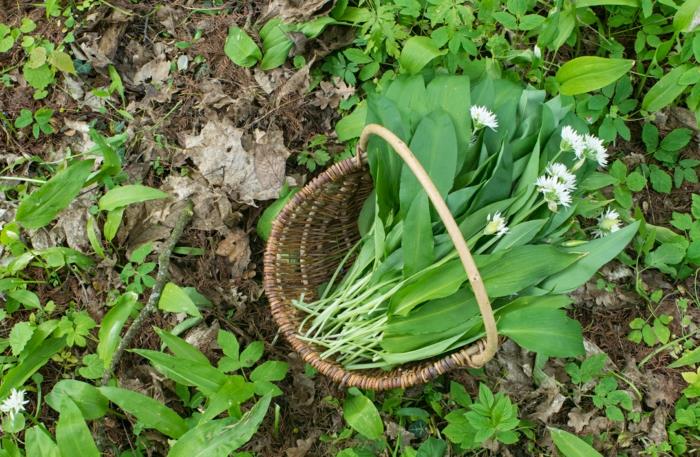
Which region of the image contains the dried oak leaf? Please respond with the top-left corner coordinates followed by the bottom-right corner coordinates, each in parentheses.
top-left (182, 118), bottom-right (289, 203)
top-left (133, 58), bottom-right (171, 85)
top-left (285, 434), bottom-right (318, 457)
top-left (567, 408), bottom-right (596, 433)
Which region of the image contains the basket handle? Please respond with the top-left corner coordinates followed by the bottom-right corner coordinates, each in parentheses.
top-left (356, 123), bottom-right (498, 367)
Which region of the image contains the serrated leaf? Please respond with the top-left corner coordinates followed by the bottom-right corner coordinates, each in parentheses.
top-left (48, 50), bottom-right (76, 74)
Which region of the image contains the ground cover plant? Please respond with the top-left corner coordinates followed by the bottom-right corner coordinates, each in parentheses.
top-left (0, 0), bottom-right (699, 456)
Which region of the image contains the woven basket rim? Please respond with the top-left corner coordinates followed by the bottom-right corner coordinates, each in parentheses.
top-left (263, 156), bottom-right (490, 390)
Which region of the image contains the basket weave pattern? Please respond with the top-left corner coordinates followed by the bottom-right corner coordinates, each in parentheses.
top-left (264, 154), bottom-right (492, 390)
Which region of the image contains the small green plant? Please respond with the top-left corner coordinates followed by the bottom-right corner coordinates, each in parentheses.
top-left (443, 383), bottom-right (522, 449)
top-left (566, 353), bottom-right (607, 386)
top-left (14, 107), bottom-right (54, 138)
top-left (591, 375), bottom-right (634, 422)
top-left (119, 242), bottom-right (157, 294)
top-left (296, 134), bottom-right (331, 172)
top-left (628, 314), bottom-right (673, 347)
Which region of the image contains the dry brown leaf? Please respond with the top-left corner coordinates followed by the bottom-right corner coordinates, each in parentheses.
top-left (182, 119), bottom-right (289, 203)
top-left (275, 61), bottom-right (312, 106)
top-left (216, 228), bottom-right (252, 279)
top-left (185, 321), bottom-right (220, 359)
top-left (285, 434), bottom-right (318, 457)
top-left (263, 0), bottom-right (333, 22)
top-left (567, 408), bottom-right (596, 433)
top-left (133, 59), bottom-right (171, 85)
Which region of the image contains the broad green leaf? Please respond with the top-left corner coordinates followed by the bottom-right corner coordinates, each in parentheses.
top-left (540, 221), bottom-right (640, 293)
top-left (16, 160), bottom-right (94, 229)
top-left (48, 50), bottom-right (76, 74)
top-left (426, 75), bottom-right (471, 168)
top-left (159, 282), bottom-right (201, 317)
top-left (46, 380), bottom-right (108, 420)
top-left (167, 395), bottom-right (271, 457)
top-left (417, 437), bottom-right (447, 457)
top-left (224, 27), bottom-right (262, 67)
top-left (669, 346), bottom-right (700, 368)
top-left (98, 184), bottom-right (168, 211)
top-left (643, 65), bottom-right (694, 113)
top-left (9, 321), bottom-right (35, 355)
top-left (297, 16), bottom-right (339, 38)
top-left (240, 341), bottom-right (265, 367)
top-left (25, 426), bottom-right (60, 457)
top-left (0, 337), bottom-right (65, 398)
top-left (23, 62), bottom-right (54, 90)
top-left (155, 328), bottom-right (210, 365)
top-left (55, 398), bottom-right (100, 457)
top-left (27, 47), bottom-right (47, 68)
top-left (97, 292), bottom-right (138, 368)
top-left (132, 349), bottom-right (226, 395)
top-left (343, 392), bottom-right (384, 440)
top-left (499, 308), bottom-right (584, 357)
top-left (259, 19), bottom-right (293, 70)
top-left (549, 427), bottom-right (603, 457)
top-left (103, 207), bottom-right (124, 241)
top-left (400, 37), bottom-right (446, 74)
top-left (402, 194), bottom-right (434, 276)
top-left (250, 361), bottom-right (289, 382)
top-left (256, 185), bottom-right (299, 241)
top-left (556, 57), bottom-right (634, 95)
top-left (575, 0), bottom-right (639, 6)
top-left (673, 0), bottom-right (700, 32)
top-left (336, 100), bottom-right (366, 141)
top-left (494, 219), bottom-right (548, 252)
top-left (99, 386), bottom-right (188, 438)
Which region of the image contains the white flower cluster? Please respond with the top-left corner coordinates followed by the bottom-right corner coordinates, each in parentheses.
top-left (484, 212), bottom-right (509, 237)
top-left (470, 105), bottom-right (498, 132)
top-left (594, 208), bottom-right (621, 238)
top-left (536, 162), bottom-right (576, 212)
top-left (0, 389), bottom-right (28, 421)
top-left (560, 125), bottom-right (608, 169)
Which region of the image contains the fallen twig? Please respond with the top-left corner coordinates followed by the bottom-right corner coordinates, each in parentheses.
top-left (100, 199), bottom-right (194, 386)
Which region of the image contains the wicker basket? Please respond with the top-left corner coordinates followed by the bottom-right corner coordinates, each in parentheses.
top-left (264, 124), bottom-right (499, 390)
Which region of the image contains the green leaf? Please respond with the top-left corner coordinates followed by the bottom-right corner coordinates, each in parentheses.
top-left (250, 361), bottom-right (288, 382)
top-left (259, 19), bottom-right (293, 70)
top-left (343, 392), bottom-right (384, 440)
top-left (399, 36), bottom-right (446, 74)
top-left (660, 128), bottom-right (692, 152)
top-left (669, 346), bottom-right (700, 368)
top-left (673, 0), bottom-right (700, 32)
top-left (27, 47), bottom-right (47, 69)
top-left (417, 437), bottom-right (447, 457)
top-left (48, 50), bottom-right (76, 74)
top-left (97, 292), bottom-right (138, 368)
top-left (25, 426), bottom-right (60, 457)
top-left (16, 160), bottom-right (94, 229)
top-left (240, 341), bottom-right (265, 368)
top-left (56, 398), bottom-right (100, 457)
top-left (167, 395), bottom-right (271, 457)
top-left (103, 207), bottom-right (124, 242)
top-left (23, 63), bottom-right (54, 90)
top-left (14, 109), bottom-right (33, 128)
top-left (159, 282), bottom-right (201, 317)
top-left (540, 222), bottom-right (640, 293)
top-left (256, 186), bottom-right (299, 241)
top-left (556, 57), bottom-right (634, 95)
top-left (649, 166), bottom-right (672, 193)
top-left (643, 65), bottom-right (694, 113)
top-left (9, 322), bottom-right (34, 355)
top-left (499, 308), bottom-right (584, 357)
top-left (99, 386), bottom-right (188, 438)
top-left (403, 194), bottom-right (434, 276)
top-left (575, 0), bottom-right (639, 6)
top-left (156, 328), bottom-right (210, 365)
top-left (132, 349), bottom-right (226, 396)
top-left (549, 427), bottom-right (603, 457)
top-left (46, 380), bottom-right (108, 420)
top-left (224, 27), bottom-right (262, 67)
top-left (98, 184), bottom-right (169, 211)
top-left (626, 171), bottom-right (647, 192)
top-left (0, 337), bottom-right (65, 398)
